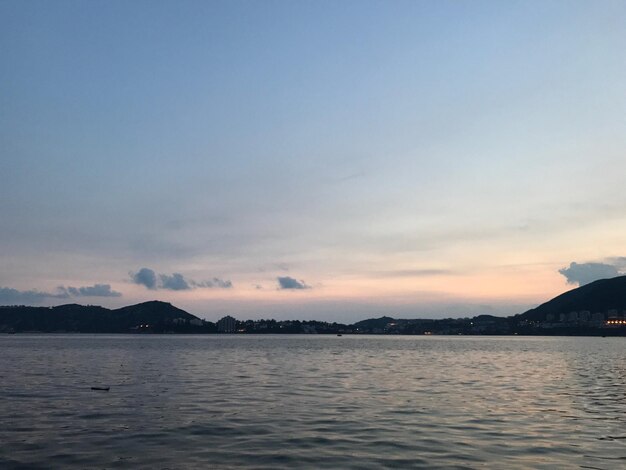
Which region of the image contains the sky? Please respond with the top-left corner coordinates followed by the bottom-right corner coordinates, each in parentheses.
top-left (2, 0), bottom-right (626, 322)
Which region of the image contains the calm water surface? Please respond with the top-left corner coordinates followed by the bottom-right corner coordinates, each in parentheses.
top-left (1, 335), bottom-right (625, 469)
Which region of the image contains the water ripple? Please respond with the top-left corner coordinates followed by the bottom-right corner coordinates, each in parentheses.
top-left (0, 335), bottom-right (625, 468)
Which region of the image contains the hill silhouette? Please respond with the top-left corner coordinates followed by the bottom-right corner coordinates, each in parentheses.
top-left (352, 316), bottom-right (396, 331)
top-left (518, 275), bottom-right (626, 322)
top-left (0, 301), bottom-right (213, 333)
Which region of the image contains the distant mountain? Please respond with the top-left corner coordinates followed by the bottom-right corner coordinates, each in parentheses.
top-left (518, 276), bottom-right (626, 322)
top-left (0, 301), bottom-right (214, 333)
top-left (113, 300), bottom-right (196, 324)
top-left (352, 316), bottom-right (396, 331)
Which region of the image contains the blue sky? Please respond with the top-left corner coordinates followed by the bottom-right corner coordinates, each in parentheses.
top-left (2, 0), bottom-right (626, 321)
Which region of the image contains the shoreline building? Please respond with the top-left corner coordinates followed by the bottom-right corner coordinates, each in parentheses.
top-left (217, 315), bottom-right (237, 333)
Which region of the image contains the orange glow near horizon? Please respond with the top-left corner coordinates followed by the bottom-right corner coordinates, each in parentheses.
top-left (146, 264), bottom-right (571, 310)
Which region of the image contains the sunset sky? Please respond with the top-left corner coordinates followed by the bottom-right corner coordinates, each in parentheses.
top-left (2, 0), bottom-right (626, 321)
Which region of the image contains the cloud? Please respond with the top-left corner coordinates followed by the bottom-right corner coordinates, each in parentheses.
top-left (131, 268), bottom-right (158, 289)
top-left (607, 257), bottom-right (626, 269)
top-left (277, 276), bottom-right (310, 290)
top-left (160, 273), bottom-right (190, 290)
top-left (192, 278), bottom-right (233, 289)
top-left (131, 268), bottom-right (233, 290)
top-left (60, 284), bottom-right (122, 297)
top-left (212, 278), bottom-right (232, 288)
top-left (558, 261), bottom-right (621, 286)
top-left (0, 283), bottom-right (122, 305)
top-left (257, 263), bottom-right (289, 273)
top-left (0, 287), bottom-right (69, 304)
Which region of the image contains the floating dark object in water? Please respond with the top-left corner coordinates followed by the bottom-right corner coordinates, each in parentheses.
top-left (337, 334), bottom-right (342, 337)
top-left (91, 386), bottom-right (110, 391)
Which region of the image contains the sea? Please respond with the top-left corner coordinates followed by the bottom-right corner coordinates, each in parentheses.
top-left (1, 334), bottom-right (625, 469)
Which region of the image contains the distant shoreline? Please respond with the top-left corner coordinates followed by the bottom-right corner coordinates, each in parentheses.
top-left (2, 276), bottom-right (626, 336)
top-left (4, 332), bottom-right (625, 337)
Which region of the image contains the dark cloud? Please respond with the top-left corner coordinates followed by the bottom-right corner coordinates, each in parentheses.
top-left (277, 276), bottom-right (310, 290)
top-left (61, 284), bottom-right (122, 297)
top-left (160, 273), bottom-right (190, 291)
top-left (131, 268), bottom-right (232, 290)
top-left (558, 262), bottom-right (621, 286)
top-left (131, 268), bottom-right (158, 289)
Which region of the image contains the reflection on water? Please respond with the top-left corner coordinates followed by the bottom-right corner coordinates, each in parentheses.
top-left (1, 335), bottom-right (625, 468)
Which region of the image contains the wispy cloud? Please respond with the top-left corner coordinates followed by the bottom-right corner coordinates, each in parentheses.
top-left (371, 269), bottom-right (454, 278)
top-left (277, 276), bottom-right (310, 290)
top-left (335, 172), bottom-right (366, 183)
top-left (192, 278), bottom-right (233, 289)
top-left (0, 287), bottom-right (68, 304)
top-left (130, 268), bottom-right (233, 291)
top-left (59, 284), bottom-right (122, 297)
top-left (257, 263), bottom-right (290, 273)
top-left (0, 283), bottom-right (122, 305)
